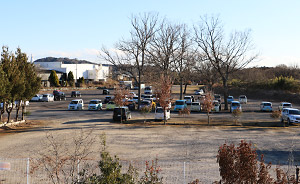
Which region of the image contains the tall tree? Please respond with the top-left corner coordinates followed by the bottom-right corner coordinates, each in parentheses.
top-left (48, 70), bottom-right (60, 87)
top-left (149, 21), bottom-right (181, 77)
top-left (101, 12), bottom-right (159, 110)
top-left (194, 16), bottom-right (257, 109)
top-left (67, 71), bottom-right (75, 87)
top-left (1, 46), bottom-right (25, 124)
top-left (15, 48), bottom-right (41, 120)
top-left (0, 65), bottom-right (9, 121)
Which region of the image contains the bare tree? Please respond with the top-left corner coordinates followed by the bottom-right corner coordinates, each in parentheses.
top-left (202, 92), bottom-right (214, 125)
top-left (148, 21), bottom-right (181, 77)
top-left (194, 16), bottom-right (257, 109)
top-left (172, 24), bottom-right (195, 99)
top-left (101, 13), bottom-right (159, 110)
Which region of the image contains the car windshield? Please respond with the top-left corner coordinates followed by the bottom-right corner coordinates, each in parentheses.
top-left (240, 96), bottom-right (246, 98)
top-left (43, 95), bottom-right (48, 97)
top-left (156, 108), bottom-right (164, 113)
top-left (133, 97), bottom-right (138, 99)
top-left (175, 101), bottom-right (185, 105)
top-left (145, 87), bottom-right (151, 90)
top-left (89, 101), bottom-right (98, 104)
top-left (214, 95), bottom-right (220, 99)
top-left (228, 96), bottom-right (233, 99)
top-left (283, 104), bottom-right (291, 107)
top-left (184, 97), bottom-right (191, 100)
top-left (263, 103), bottom-right (271, 106)
top-left (289, 110), bottom-right (300, 115)
top-left (108, 102), bottom-right (115, 104)
top-left (231, 103), bottom-right (240, 107)
top-left (70, 101), bottom-right (78, 104)
top-left (141, 101), bottom-right (150, 105)
top-left (192, 102), bottom-right (199, 105)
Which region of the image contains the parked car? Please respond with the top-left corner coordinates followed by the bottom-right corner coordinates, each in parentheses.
top-left (260, 102), bottom-right (273, 112)
top-left (139, 100), bottom-right (152, 110)
top-left (227, 96), bottom-right (234, 104)
top-left (238, 95), bottom-right (247, 104)
top-left (174, 100), bottom-right (187, 111)
top-left (30, 94), bottom-right (42, 102)
top-left (71, 91), bottom-right (81, 97)
top-left (132, 96), bottom-right (139, 103)
top-left (144, 86), bottom-right (152, 94)
top-left (103, 89), bottom-right (110, 95)
top-left (88, 99), bottom-right (102, 110)
top-left (212, 100), bottom-right (221, 112)
top-left (184, 96), bottom-right (194, 105)
top-left (214, 94), bottom-right (221, 103)
top-left (278, 102), bottom-right (292, 111)
top-left (104, 96), bottom-right (114, 104)
top-left (113, 106), bottom-right (131, 121)
top-left (155, 107), bottom-right (171, 121)
top-left (68, 99), bottom-right (84, 110)
top-left (106, 101), bottom-right (116, 110)
top-left (230, 101), bottom-right (241, 112)
top-left (41, 94), bottom-right (54, 102)
top-left (190, 102), bottom-right (201, 112)
top-left (281, 108), bottom-right (300, 124)
top-left (194, 89), bottom-right (204, 95)
top-left (126, 100), bottom-right (136, 111)
top-left (54, 91), bottom-right (66, 101)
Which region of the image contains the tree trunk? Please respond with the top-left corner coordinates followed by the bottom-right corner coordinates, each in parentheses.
top-left (207, 112), bottom-right (210, 125)
top-left (0, 103), bottom-right (5, 122)
top-left (180, 77), bottom-right (183, 100)
top-left (223, 78), bottom-right (229, 110)
top-left (6, 105), bottom-right (13, 125)
top-left (137, 72), bottom-right (141, 111)
top-left (15, 101), bottom-right (21, 121)
top-left (21, 105), bottom-right (25, 120)
top-left (183, 83), bottom-right (188, 94)
top-left (163, 107), bottom-right (166, 125)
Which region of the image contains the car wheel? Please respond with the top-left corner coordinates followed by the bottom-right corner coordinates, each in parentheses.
top-left (288, 119), bottom-right (291, 125)
top-left (281, 118), bottom-right (284, 123)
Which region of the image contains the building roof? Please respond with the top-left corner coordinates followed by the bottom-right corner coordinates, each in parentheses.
top-left (34, 57), bottom-right (96, 64)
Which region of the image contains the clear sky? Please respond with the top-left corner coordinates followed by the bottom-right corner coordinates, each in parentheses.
top-left (1, 0), bottom-right (300, 67)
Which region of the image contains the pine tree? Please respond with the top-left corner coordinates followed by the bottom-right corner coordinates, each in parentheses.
top-left (67, 71), bottom-right (75, 87)
top-left (48, 70), bottom-right (60, 87)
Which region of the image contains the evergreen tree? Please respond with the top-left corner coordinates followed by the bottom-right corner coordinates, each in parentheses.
top-left (0, 65), bottom-right (9, 121)
top-left (1, 46), bottom-right (25, 124)
top-left (67, 71), bottom-right (75, 87)
top-left (48, 70), bottom-right (60, 87)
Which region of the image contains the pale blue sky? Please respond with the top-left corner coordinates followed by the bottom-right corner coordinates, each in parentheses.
top-left (1, 0), bottom-right (300, 67)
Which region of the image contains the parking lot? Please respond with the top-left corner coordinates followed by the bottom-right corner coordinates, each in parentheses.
top-left (0, 88), bottom-right (300, 183)
top-left (26, 88), bottom-right (300, 126)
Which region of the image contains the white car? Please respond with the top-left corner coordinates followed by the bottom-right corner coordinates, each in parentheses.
top-left (144, 86), bottom-right (152, 94)
top-left (31, 94), bottom-right (42, 102)
top-left (278, 102), bottom-right (292, 111)
top-left (68, 99), bottom-right (84, 110)
top-left (155, 107), bottom-right (170, 121)
top-left (184, 96), bottom-right (194, 105)
top-left (239, 95), bottom-right (247, 104)
top-left (212, 100), bottom-right (221, 112)
top-left (281, 108), bottom-right (300, 124)
top-left (194, 89), bottom-right (204, 95)
top-left (230, 101), bottom-right (241, 112)
top-left (132, 96), bottom-right (139, 103)
top-left (41, 94), bottom-right (54, 102)
top-left (190, 102), bottom-right (201, 112)
top-left (88, 99), bottom-right (102, 110)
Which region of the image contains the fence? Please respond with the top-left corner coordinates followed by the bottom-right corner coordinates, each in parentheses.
top-left (0, 158), bottom-right (211, 184)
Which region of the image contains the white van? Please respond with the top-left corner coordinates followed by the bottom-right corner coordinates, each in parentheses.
top-left (155, 107), bottom-right (170, 121)
top-left (184, 96), bottom-right (194, 105)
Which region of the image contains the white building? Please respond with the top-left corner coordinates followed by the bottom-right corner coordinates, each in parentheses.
top-left (34, 58), bottom-right (110, 81)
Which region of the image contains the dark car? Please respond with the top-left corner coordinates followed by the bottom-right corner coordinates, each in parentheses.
top-left (103, 89), bottom-right (110, 95)
top-left (113, 107), bottom-right (131, 121)
top-left (71, 91), bottom-right (81, 97)
top-left (54, 91), bottom-right (66, 101)
top-left (126, 100), bottom-right (136, 111)
top-left (104, 96), bottom-right (113, 104)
